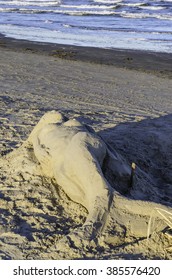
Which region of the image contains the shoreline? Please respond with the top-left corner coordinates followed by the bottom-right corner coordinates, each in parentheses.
top-left (0, 34), bottom-right (172, 79)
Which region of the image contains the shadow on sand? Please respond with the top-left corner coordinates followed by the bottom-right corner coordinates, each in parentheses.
top-left (98, 114), bottom-right (172, 207)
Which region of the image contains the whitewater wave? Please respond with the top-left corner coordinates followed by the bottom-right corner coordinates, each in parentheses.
top-left (93, 0), bottom-right (122, 3)
top-left (53, 9), bottom-right (116, 16)
top-left (0, 0), bottom-right (61, 7)
top-left (0, 7), bottom-right (18, 12)
top-left (60, 5), bottom-right (116, 10)
top-left (139, 6), bottom-right (166, 11)
top-left (120, 11), bottom-right (172, 21)
top-left (0, 6), bottom-right (171, 21)
top-left (0, 7), bottom-right (116, 16)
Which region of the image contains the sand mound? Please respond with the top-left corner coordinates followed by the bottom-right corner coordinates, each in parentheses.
top-left (0, 112), bottom-right (172, 260)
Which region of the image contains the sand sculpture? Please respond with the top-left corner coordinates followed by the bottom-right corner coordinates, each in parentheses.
top-left (26, 111), bottom-right (172, 243)
top-left (26, 111), bottom-right (131, 240)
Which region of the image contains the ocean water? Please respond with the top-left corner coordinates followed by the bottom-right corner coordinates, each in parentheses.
top-left (0, 0), bottom-right (172, 52)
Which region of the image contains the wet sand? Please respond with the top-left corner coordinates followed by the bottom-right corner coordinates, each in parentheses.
top-left (0, 34), bottom-right (172, 78)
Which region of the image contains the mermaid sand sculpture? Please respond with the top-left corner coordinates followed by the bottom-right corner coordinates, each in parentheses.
top-left (27, 111), bottom-right (172, 242)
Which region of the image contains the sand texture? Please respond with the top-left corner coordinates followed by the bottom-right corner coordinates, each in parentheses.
top-left (0, 41), bottom-right (172, 260)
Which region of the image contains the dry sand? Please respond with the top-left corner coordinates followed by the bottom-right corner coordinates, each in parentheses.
top-left (0, 37), bottom-right (172, 260)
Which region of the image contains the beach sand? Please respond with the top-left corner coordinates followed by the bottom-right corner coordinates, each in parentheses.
top-left (0, 35), bottom-right (172, 260)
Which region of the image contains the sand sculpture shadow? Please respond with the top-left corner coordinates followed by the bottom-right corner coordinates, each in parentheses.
top-left (99, 114), bottom-right (172, 205)
top-left (23, 111), bottom-right (172, 246)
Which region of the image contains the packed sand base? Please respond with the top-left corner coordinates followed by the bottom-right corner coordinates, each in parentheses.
top-left (0, 43), bottom-right (172, 259)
